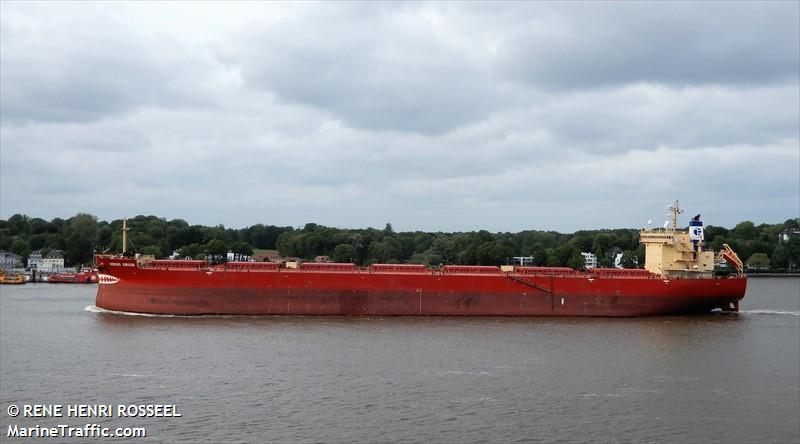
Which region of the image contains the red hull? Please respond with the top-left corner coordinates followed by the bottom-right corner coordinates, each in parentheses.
top-left (94, 258), bottom-right (747, 317)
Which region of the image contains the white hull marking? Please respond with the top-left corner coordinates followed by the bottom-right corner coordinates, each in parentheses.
top-left (98, 274), bottom-right (120, 285)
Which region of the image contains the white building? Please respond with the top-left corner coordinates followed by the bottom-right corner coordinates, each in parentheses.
top-left (779, 228), bottom-right (800, 243)
top-left (512, 256), bottom-right (535, 266)
top-left (614, 253), bottom-right (624, 269)
top-left (28, 250), bottom-right (43, 269)
top-left (581, 252), bottom-right (597, 269)
top-left (40, 250), bottom-right (65, 272)
top-left (0, 251), bottom-right (23, 270)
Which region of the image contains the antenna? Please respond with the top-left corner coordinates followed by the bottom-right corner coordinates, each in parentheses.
top-left (667, 200), bottom-right (683, 230)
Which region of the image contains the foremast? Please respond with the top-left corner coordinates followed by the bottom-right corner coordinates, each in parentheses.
top-left (122, 218), bottom-right (129, 255)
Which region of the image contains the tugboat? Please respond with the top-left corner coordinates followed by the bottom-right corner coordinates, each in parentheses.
top-left (48, 268), bottom-right (99, 284)
top-left (94, 204), bottom-right (747, 317)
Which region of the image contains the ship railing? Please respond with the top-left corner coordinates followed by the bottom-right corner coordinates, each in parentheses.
top-left (300, 263), bottom-right (359, 272)
top-left (507, 268), bottom-right (663, 280)
top-left (225, 262), bottom-right (280, 271)
top-left (443, 265), bottom-right (503, 275)
top-left (514, 267), bottom-right (573, 275)
top-left (370, 264), bottom-right (428, 273)
top-left (589, 268), bottom-right (657, 277)
top-left (147, 260), bottom-right (206, 270)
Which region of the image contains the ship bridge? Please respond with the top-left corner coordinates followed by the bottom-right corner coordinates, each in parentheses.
top-left (640, 201), bottom-right (715, 278)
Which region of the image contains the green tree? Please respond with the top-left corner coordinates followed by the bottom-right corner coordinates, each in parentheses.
top-left (204, 239), bottom-right (228, 262)
top-left (203, 225), bottom-right (231, 244)
top-left (567, 252), bottom-right (586, 270)
top-left (332, 244), bottom-right (357, 263)
top-left (28, 234), bottom-right (48, 251)
top-left (772, 236), bottom-right (800, 271)
top-left (96, 226), bottom-right (113, 251)
top-left (553, 244), bottom-right (578, 267)
top-left (431, 236), bottom-right (456, 264)
top-left (382, 237), bottom-right (403, 262)
top-left (230, 241), bottom-right (254, 261)
top-left (731, 221), bottom-right (756, 241)
top-left (745, 253), bottom-right (770, 271)
top-left (175, 226), bottom-right (206, 248)
top-left (302, 233), bottom-right (328, 258)
top-left (177, 243), bottom-right (203, 259)
top-left (7, 214), bottom-right (29, 236)
top-left (248, 224), bottom-right (291, 249)
top-left (276, 231), bottom-right (301, 258)
top-left (569, 234), bottom-right (593, 252)
top-left (11, 239), bottom-right (29, 259)
top-left (408, 249), bottom-right (443, 266)
top-left (367, 240), bottom-right (387, 264)
top-left (67, 213), bottom-right (98, 242)
top-left (476, 241), bottom-right (515, 265)
top-left (0, 232), bottom-right (11, 250)
top-left (620, 251), bottom-right (639, 269)
top-left (28, 218), bottom-right (51, 235)
top-left (65, 233), bottom-right (92, 266)
top-left (141, 246), bottom-right (162, 257)
top-left (45, 233), bottom-right (65, 251)
top-left (412, 233), bottom-right (434, 254)
top-left (545, 253), bottom-right (561, 267)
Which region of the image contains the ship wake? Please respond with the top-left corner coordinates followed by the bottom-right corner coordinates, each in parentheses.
top-left (85, 305), bottom-right (195, 318)
top-left (739, 309), bottom-right (800, 316)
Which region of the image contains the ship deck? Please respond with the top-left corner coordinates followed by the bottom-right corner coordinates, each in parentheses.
top-left (136, 261), bottom-right (719, 280)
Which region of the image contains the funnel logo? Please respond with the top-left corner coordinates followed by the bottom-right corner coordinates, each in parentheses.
top-left (98, 274), bottom-right (120, 285)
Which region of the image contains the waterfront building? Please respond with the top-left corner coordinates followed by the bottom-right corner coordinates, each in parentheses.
top-left (40, 250), bottom-right (65, 272)
top-left (581, 252), bottom-right (598, 269)
top-left (0, 251), bottom-right (23, 270)
top-left (28, 250), bottom-right (43, 270)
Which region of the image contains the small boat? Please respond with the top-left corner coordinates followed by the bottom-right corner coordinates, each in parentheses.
top-left (48, 269), bottom-right (99, 284)
top-left (0, 272), bottom-right (26, 285)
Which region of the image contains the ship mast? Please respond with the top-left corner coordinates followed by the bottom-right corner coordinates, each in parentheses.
top-left (122, 218), bottom-right (129, 254)
top-left (668, 201), bottom-right (683, 231)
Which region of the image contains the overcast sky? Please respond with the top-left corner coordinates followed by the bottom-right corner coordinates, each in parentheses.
top-left (1, 1), bottom-right (798, 232)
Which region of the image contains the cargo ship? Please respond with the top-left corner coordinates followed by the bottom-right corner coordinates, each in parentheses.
top-left (94, 202), bottom-right (747, 317)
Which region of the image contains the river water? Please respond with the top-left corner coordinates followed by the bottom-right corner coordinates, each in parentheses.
top-left (1, 278), bottom-right (798, 443)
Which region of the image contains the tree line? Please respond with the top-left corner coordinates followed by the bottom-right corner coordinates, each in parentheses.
top-left (1, 213), bottom-right (798, 271)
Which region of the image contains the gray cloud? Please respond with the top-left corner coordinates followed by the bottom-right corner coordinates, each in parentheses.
top-left (0, 3), bottom-right (222, 124)
top-left (224, 2), bottom-right (799, 134)
top-left (0, 2), bottom-right (797, 232)
top-left (496, 2), bottom-right (799, 90)
top-left (225, 3), bottom-right (523, 134)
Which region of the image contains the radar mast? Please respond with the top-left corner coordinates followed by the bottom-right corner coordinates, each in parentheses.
top-left (668, 201), bottom-right (683, 231)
